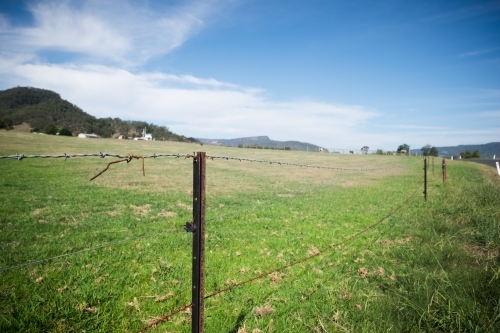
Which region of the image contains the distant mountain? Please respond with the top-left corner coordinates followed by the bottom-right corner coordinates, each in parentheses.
top-left (198, 136), bottom-right (327, 152)
top-left (411, 142), bottom-right (500, 158)
top-left (0, 86), bottom-right (197, 142)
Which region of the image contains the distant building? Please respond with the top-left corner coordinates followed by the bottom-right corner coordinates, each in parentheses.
top-left (137, 127), bottom-right (153, 140)
top-left (78, 133), bottom-right (99, 139)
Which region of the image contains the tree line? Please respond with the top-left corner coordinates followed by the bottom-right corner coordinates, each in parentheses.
top-left (0, 86), bottom-right (198, 143)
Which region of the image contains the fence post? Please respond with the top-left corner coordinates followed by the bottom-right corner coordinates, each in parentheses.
top-left (442, 158), bottom-right (447, 183)
top-left (432, 157), bottom-right (434, 175)
top-left (192, 152), bottom-right (206, 333)
top-left (423, 158), bottom-right (427, 201)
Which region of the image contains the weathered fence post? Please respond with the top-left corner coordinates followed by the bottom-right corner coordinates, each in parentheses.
top-left (496, 161), bottom-right (500, 176)
top-left (442, 158), bottom-right (447, 183)
top-left (192, 152), bottom-right (206, 333)
top-left (423, 158), bottom-right (427, 201)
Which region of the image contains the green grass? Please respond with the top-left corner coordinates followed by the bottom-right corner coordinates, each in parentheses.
top-left (1, 130), bottom-right (499, 332)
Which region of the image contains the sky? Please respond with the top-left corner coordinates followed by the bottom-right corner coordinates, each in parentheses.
top-left (0, 0), bottom-right (499, 151)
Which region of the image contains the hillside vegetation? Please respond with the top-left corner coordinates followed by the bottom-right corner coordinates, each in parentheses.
top-left (0, 86), bottom-right (198, 143)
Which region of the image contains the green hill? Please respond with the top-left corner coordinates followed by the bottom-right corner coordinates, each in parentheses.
top-left (0, 86), bottom-right (198, 142)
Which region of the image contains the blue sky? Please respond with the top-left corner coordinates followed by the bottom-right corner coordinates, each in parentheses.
top-left (0, 0), bottom-right (499, 151)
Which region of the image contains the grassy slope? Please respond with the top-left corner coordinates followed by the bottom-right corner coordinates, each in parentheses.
top-left (0, 130), bottom-right (499, 332)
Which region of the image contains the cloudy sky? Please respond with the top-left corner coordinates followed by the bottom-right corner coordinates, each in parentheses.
top-left (0, 0), bottom-right (499, 151)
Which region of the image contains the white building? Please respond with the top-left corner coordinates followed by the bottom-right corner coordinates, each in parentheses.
top-left (78, 133), bottom-right (99, 138)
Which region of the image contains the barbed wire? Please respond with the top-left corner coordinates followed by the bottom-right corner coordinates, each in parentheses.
top-left (206, 155), bottom-right (419, 171)
top-left (0, 227), bottom-right (183, 272)
top-left (0, 152), bottom-right (188, 160)
top-left (136, 180), bottom-right (424, 332)
top-left (0, 152), bottom-right (419, 173)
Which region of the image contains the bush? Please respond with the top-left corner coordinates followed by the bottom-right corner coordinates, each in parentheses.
top-left (44, 123), bottom-right (58, 135)
top-left (0, 118), bottom-right (13, 130)
top-left (58, 128), bottom-right (72, 136)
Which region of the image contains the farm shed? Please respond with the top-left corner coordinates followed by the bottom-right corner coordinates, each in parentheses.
top-left (78, 133), bottom-right (99, 139)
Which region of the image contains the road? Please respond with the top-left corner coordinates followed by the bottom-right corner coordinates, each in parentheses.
top-left (459, 159), bottom-right (499, 169)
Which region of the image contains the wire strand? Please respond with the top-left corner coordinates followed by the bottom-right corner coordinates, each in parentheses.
top-left (0, 228), bottom-right (183, 272)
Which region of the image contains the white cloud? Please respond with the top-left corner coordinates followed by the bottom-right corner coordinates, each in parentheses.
top-left (0, 0), bottom-right (221, 65)
top-left (1, 61), bottom-right (378, 147)
top-left (478, 110), bottom-right (500, 118)
top-left (459, 47), bottom-right (500, 58)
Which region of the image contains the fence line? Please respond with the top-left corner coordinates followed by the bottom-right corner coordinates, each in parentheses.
top-left (0, 228), bottom-right (183, 272)
top-left (0, 152), bottom-right (419, 174)
top-left (0, 151), bottom-right (429, 333)
top-left (136, 179), bottom-right (425, 332)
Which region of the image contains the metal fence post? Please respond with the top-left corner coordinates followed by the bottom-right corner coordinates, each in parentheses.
top-left (192, 152), bottom-right (206, 333)
top-left (423, 158), bottom-right (427, 201)
top-left (442, 158), bottom-right (447, 183)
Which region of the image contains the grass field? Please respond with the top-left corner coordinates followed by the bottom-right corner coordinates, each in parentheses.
top-left (1, 130), bottom-right (499, 332)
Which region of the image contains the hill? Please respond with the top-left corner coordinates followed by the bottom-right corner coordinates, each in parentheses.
top-left (410, 142), bottom-right (500, 158)
top-left (0, 86), bottom-right (197, 142)
top-left (198, 136), bottom-right (327, 152)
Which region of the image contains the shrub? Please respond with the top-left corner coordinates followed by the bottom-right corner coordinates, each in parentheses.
top-left (58, 128), bottom-right (72, 136)
top-left (44, 123), bottom-right (58, 135)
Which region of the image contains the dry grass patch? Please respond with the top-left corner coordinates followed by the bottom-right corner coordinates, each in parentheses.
top-left (254, 304), bottom-right (275, 317)
top-left (157, 209), bottom-right (177, 218)
top-left (130, 204), bottom-right (151, 216)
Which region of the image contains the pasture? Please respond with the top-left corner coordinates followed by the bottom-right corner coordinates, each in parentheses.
top-left (1, 130), bottom-right (499, 332)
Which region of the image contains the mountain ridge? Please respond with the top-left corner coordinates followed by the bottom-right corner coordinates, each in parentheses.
top-left (411, 142), bottom-right (500, 158)
top-left (198, 136), bottom-right (326, 151)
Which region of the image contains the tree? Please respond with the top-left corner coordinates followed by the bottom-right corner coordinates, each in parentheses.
top-left (44, 122), bottom-right (58, 135)
top-left (461, 150), bottom-right (471, 159)
top-left (421, 144), bottom-right (438, 156)
top-left (59, 128), bottom-right (72, 136)
top-left (0, 118), bottom-right (13, 130)
top-left (421, 144), bottom-right (431, 156)
top-left (461, 149), bottom-right (480, 159)
top-left (361, 146), bottom-right (369, 154)
top-left (397, 144), bottom-right (410, 155)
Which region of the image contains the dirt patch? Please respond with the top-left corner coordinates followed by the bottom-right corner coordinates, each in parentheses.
top-left (31, 208), bottom-right (46, 216)
top-left (13, 122), bottom-right (32, 132)
top-left (130, 204), bottom-right (151, 216)
top-left (157, 210), bottom-right (177, 218)
top-left (176, 201), bottom-right (190, 210)
top-left (466, 245), bottom-right (498, 260)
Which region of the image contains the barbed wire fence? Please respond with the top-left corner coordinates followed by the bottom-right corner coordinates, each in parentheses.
top-left (0, 151), bottom-right (440, 333)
